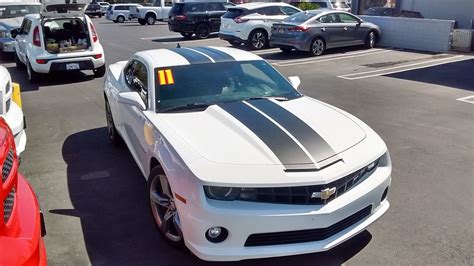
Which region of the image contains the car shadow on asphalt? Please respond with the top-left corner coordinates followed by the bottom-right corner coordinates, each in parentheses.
top-left (58, 127), bottom-right (373, 265)
top-left (121, 22), bottom-right (168, 26)
top-left (151, 33), bottom-right (219, 43)
top-left (385, 58), bottom-right (474, 91)
top-left (5, 65), bottom-right (95, 92)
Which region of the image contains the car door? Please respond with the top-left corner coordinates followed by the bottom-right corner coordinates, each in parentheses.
top-left (206, 2), bottom-right (226, 32)
top-left (316, 13), bottom-right (344, 47)
top-left (15, 18), bottom-right (32, 63)
top-left (119, 59), bottom-right (151, 171)
top-left (336, 12), bottom-right (364, 45)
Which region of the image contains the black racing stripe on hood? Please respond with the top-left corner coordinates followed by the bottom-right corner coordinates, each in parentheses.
top-left (167, 48), bottom-right (212, 64)
top-left (218, 101), bottom-right (316, 169)
top-left (190, 47), bottom-right (235, 62)
top-left (247, 99), bottom-right (337, 163)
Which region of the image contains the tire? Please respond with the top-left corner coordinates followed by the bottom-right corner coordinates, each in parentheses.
top-left (365, 31), bottom-right (376, 49)
top-left (180, 32), bottom-right (193, 38)
top-left (15, 52), bottom-right (25, 70)
top-left (26, 60), bottom-right (40, 83)
top-left (148, 166), bottom-right (184, 247)
top-left (146, 14), bottom-right (156, 25)
top-left (279, 47), bottom-right (292, 53)
top-left (116, 15), bottom-right (125, 23)
top-left (138, 18), bottom-right (147, 25)
top-left (247, 29), bottom-right (268, 50)
top-left (105, 99), bottom-right (123, 146)
top-left (98, 14), bottom-right (102, 18)
top-left (94, 65), bottom-right (106, 78)
top-left (309, 37), bottom-right (325, 56)
top-left (228, 40), bottom-right (241, 47)
top-left (194, 23), bottom-right (211, 39)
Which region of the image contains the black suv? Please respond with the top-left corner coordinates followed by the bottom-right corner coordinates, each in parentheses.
top-left (168, 2), bottom-right (233, 39)
top-left (85, 3), bottom-right (102, 18)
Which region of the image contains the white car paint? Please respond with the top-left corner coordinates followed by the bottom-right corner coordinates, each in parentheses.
top-left (219, 3), bottom-right (301, 47)
top-left (104, 46), bottom-right (391, 261)
top-left (0, 66), bottom-right (26, 155)
top-left (105, 4), bottom-right (142, 23)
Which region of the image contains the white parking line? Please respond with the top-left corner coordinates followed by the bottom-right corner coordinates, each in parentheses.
top-left (338, 55), bottom-right (468, 80)
top-left (252, 48), bottom-right (281, 55)
top-left (274, 49), bottom-right (394, 67)
top-left (456, 95), bottom-right (474, 104)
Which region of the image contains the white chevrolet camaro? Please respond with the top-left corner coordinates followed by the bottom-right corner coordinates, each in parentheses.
top-left (104, 46), bottom-right (391, 261)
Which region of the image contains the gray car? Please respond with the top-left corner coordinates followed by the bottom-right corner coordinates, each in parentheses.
top-left (0, 2), bottom-right (40, 53)
top-left (270, 9), bottom-right (380, 56)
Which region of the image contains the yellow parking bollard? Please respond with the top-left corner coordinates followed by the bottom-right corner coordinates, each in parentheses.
top-left (12, 83), bottom-right (22, 109)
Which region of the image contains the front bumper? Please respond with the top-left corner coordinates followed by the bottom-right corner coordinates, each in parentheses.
top-left (0, 174), bottom-right (47, 265)
top-left (180, 165), bottom-right (391, 261)
top-left (0, 39), bottom-right (16, 53)
top-left (1, 101), bottom-right (26, 155)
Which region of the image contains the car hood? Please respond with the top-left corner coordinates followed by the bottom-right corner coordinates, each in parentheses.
top-left (0, 17), bottom-right (23, 30)
top-left (156, 97), bottom-right (366, 171)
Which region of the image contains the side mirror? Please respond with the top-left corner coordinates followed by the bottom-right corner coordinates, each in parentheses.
top-left (117, 91), bottom-right (146, 111)
top-left (288, 76), bottom-right (301, 90)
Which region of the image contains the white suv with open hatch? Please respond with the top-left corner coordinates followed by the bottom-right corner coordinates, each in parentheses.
top-left (14, 0), bottom-right (105, 83)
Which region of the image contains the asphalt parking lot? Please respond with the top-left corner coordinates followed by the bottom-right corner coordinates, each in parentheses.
top-left (1, 18), bottom-right (473, 265)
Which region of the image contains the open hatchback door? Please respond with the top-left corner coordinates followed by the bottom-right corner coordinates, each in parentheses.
top-left (41, 0), bottom-right (88, 18)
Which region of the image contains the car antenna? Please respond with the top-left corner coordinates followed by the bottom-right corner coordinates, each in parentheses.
top-left (177, 43), bottom-right (181, 48)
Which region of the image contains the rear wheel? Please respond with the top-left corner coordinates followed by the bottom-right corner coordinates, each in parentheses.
top-left (146, 14), bottom-right (156, 25)
top-left (116, 15), bottom-right (125, 23)
top-left (105, 99), bottom-right (123, 146)
top-left (180, 32), bottom-right (193, 38)
top-left (365, 31), bottom-right (376, 49)
top-left (194, 23), bottom-right (211, 39)
top-left (94, 65), bottom-right (106, 77)
top-left (15, 52), bottom-right (25, 70)
top-left (148, 166), bottom-right (184, 246)
top-left (26, 60), bottom-right (40, 83)
top-left (248, 29), bottom-right (268, 50)
top-left (309, 37), bottom-right (325, 56)
top-left (138, 18), bottom-right (147, 25)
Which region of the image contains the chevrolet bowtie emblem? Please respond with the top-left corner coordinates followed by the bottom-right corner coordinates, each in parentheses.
top-left (311, 187), bottom-right (337, 200)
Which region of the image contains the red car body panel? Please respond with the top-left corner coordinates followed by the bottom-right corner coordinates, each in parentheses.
top-left (0, 118), bottom-right (46, 265)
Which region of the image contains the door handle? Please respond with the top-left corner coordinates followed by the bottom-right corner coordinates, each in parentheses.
top-left (321, 27), bottom-right (326, 32)
top-left (343, 27), bottom-right (348, 31)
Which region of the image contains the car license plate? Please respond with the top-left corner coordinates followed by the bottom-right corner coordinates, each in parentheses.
top-left (66, 63), bottom-right (80, 70)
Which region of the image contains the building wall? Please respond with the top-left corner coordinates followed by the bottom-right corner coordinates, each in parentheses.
top-left (401, 0), bottom-right (473, 29)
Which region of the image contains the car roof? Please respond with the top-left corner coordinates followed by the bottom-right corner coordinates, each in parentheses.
top-left (135, 46), bottom-right (262, 68)
top-left (235, 2), bottom-right (293, 10)
top-left (112, 3), bottom-right (140, 5)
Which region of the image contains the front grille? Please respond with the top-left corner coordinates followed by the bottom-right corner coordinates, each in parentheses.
top-left (244, 205), bottom-right (372, 247)
top-left (3, 189), bottom-right (15, 224)
top-left (237, 166), bottom-right (371, 205)
top-left (2, 149), bottom-right (14, 183)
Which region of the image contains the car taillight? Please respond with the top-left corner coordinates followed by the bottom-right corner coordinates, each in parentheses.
top-left (234, 16), bottom-right (248, 23)
top-left (90, 23), bottom-right (98, 42)
top-left (36, 59), bottom-right (47, 64)
top-left (175, 15), bottom-right (186, 21)
top-left (94, 54), bottom-right (102, 59)
top-left (288, 26), bottom-right (309, 32)
top-left (32, 26), bottom-right (41, 47)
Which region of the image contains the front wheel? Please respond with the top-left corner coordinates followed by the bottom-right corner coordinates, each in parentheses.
top-left (146, 14), bottom-right (156, 25)
top-left (309, 38), bottom-right (325, 56)
top-left (148, 167), bottom-right (184, 246)
top-left (248, 29), bottom-right (268, 50)
top-left (116, 16), bottom-right (125, 23)
top-left (94, 65), bottom-right (106, 77)
top-left (194, 23), bottom-right (211, 39)
top-left (105, 99), bottom-right (123, 146)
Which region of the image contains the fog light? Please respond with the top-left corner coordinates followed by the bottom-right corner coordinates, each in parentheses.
top-left (205, 226), bottom-right (228, 243)
top-left (381, 187), bottom-right (389, 202)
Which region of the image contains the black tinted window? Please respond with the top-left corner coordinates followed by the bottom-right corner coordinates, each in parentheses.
top-left (125, 60), bottom-right (149, 104)
top-left (206, 2), bottom-right (224, 11)
top-left (318, 14), bottom-right (338, 23)
top-left (20, 19), bottom-right (32, 34)
top-left (284, 11), bottom-right (317, 23)
top-left (223, 8), bottom-right (245, 19)
top-left (185, 3), bottom-right (206, 13)
top-left (261, 6), bottom-right (283, 16)
top-left (170, 3), bottom-right (185, 14)
top-left (280, 6), bottom-right (300, 16)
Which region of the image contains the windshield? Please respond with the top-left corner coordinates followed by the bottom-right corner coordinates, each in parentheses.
top-left (0, 5), bottom-right (40, 19)
top-left (331, 2), bottom-right (350, 8)
top-left (284, 11), bottom-right (318, 23)
top-left (155, 60), bottom-right (301, 112)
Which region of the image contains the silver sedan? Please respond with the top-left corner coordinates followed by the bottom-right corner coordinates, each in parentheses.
top-left (270, 10), bottom-right (380, 56)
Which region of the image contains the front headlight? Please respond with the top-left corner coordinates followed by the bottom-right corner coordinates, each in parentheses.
top-left (204, 186), bottom-right (240, 201)
top-left (0, 30), bottom-right (8, 38)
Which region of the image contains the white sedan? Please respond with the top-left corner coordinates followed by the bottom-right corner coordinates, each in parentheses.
top-left (103, 46), bottom-right (391, 261)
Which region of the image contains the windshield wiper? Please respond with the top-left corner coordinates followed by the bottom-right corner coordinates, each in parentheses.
top-left (244, 96), bottom-right (289, 101)
top-left (159, 103), bottom-right (210, 113)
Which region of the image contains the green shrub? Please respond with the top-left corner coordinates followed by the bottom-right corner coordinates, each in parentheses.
top-left (297, 2), bottom-right (320, 11)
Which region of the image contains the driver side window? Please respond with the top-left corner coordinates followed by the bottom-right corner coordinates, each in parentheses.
top-left (125, 60), bottom-right (149, 105)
